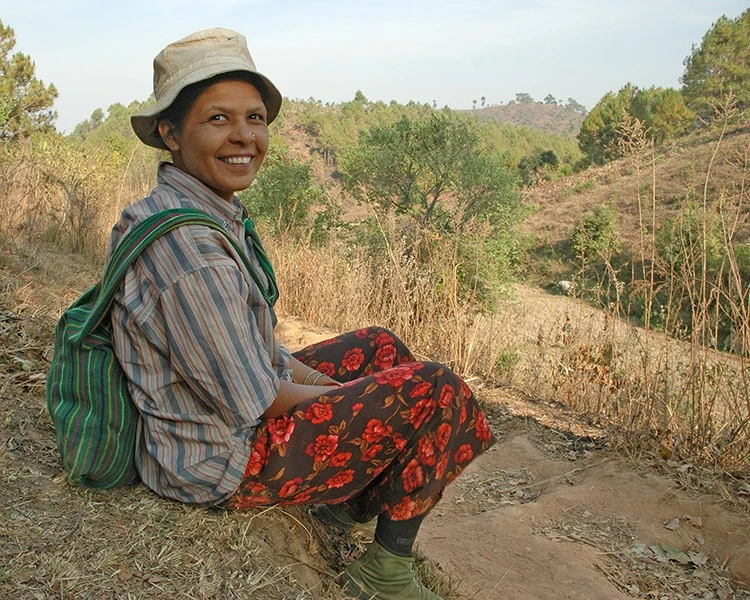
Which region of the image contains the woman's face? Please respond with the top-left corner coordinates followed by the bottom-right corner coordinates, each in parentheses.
top-left (159, 79), bottom-right (269, 201)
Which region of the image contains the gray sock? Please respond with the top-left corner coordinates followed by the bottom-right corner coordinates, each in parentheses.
top-left (374, 514), bottom-right (424, 556)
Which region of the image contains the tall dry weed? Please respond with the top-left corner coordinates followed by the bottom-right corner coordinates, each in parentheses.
top-left (269, 217), bottom-right (512, 381)
top-left (551, 111), bottom-right (750, 470)
top-left (0, 134), bottom-right (157, 257)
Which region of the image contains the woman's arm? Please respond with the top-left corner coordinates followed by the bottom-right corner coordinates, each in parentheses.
top-left (261, 379), bottom-right (332, 418)
top-left (261, 354), bottom-right (343, 418)
top-left (288, 354), bottom-right (341, 387)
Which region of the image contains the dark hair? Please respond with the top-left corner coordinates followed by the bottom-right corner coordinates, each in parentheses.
top-left (155, 71), bottom-right (269, 143)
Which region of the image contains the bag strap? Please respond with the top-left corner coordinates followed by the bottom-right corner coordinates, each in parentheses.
top-left (72, 208), bottom-right (259, 342)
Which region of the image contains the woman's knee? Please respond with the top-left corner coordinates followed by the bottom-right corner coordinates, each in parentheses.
top-left (362, 326), bottom-right (407, 348)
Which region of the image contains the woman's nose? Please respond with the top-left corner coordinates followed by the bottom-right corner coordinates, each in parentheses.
top-left (229, 121), bottom-right (256, 144)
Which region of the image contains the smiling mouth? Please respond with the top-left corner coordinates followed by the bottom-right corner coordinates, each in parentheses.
top-left (221, 156), bottom-right (253, 165)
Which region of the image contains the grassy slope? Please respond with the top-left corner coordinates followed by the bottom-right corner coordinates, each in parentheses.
top-left (520, 126), bottom-right (750, 284)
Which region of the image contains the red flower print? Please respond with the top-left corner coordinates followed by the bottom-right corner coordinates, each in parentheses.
top-left (375, 343), bottom-right (397, 369)
top-left (305, 402), bottom-right (333, 424)
top-left (243, 446), bottom-right (266, 478)
top-left (418, 437), bottom-right (437, 467)
top-left (305, 434), bottom-right (339, 462)
top-left (402, 459), bottom-right (425, 493)
top-left (370, 463), bottom-right (387, 478)
top-left (476, 411), bottom-right (493, 442)
top-left (231, 482), bottom-right (270, 509)
top-left (389, 496), bottom-right (421, 520)
top-left (374, 331), bottom-right (395, 347)
top-left (363, 418), bottom-right (392, 443)
top-left (279, 477), bottom-right (304, 497)
top-left (268, 415), bottom-right (295, 445)
top-left (435, 453), bottom-right (450, 480)
top-left (409, 381), bottom-right (433, 399)
top-left (409, 398), bottom-right (436, 429)
top-left (293, 491), bottom-right (313, 504)
top-left (330, 451), bottom-right (352, 467)
top-left (460, 403), bottom-right (468, 424)
top-left (326, 469), bottom-right (355, 489)
top-left (460, 380), bottom-right (472, 399)
top-left (342, 348), bottom-right (365, 371)
top-left (362, 443), bottom-right (383, 461)
top-left (355, 328), bottom-right (371, 339)
top-left (436, 422), bottom-right (452, 452)
top-left (317, 362), bottom-right (336, 377)
top-left (438, 384), bottom-right (455, 409)
top-left (455, 443), bottom-right (474, 464)
top-left (352, 402), bottom-right (364, 415)
top-left (393, 432), bottom-right (407, 451)
top-left (374, 364), bottom-right (418, 388)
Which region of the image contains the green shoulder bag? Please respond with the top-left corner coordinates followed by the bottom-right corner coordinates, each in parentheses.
top-left (46, 208), bottom-right (267, 489)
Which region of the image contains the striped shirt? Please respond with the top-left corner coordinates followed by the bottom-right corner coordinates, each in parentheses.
top-left (109, 163), bottom-right (291, 505)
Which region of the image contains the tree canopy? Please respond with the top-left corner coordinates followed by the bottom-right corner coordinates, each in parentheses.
top-left (0, 20), bottom-right (57, 140)
top-left (341, 111), bottom-right (520, 234)
top-left (680, 8), bottom-right (750, 118)
top-left (578, 84), bottom-right (694, 165)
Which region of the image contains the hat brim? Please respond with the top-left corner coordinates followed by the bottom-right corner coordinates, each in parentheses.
top-left (131, 65), bottom-right (282, 150)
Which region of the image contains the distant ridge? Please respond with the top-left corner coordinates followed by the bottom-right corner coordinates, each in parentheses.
top-left (463, 101), bottom-right (587, 136)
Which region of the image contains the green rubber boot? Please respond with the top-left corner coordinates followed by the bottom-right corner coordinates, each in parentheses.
top-left (342, 541), bottom-right (444, 600)
top-left (313, 504), bottom-right (377, 535)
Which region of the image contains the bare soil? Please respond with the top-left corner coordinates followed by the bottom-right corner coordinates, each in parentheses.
top-left (1, 247), bottom-right (748, 599)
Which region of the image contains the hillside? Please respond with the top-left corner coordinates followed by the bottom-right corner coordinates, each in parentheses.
top-left (520, 125), bottom-right (750, 283)
top-left (465, 101), bottom-right (587, 135)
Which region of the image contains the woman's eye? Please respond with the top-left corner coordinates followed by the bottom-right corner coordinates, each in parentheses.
top-left (209, 114), bottom-right (228, 122)
top-left (249, 113), bottom-right (266, 122)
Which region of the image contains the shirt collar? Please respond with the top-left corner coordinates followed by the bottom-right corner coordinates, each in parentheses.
top-left (157, 162), bottom-right (245, 224)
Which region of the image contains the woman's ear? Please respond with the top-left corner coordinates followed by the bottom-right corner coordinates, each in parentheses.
top-left (157, 120), bottom-right (179, 152)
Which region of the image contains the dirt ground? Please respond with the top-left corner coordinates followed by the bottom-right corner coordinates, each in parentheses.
top-left (1, 252), bottom-right (749, 599)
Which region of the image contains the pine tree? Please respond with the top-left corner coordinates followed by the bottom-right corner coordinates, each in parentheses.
top-left (680, 9), bottom-right (750, 118)
top-left (0, 20), bottom-right (58, 140)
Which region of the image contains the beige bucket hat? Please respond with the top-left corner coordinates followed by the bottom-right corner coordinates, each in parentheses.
top-left (131, 27), bottom-right (282, 150)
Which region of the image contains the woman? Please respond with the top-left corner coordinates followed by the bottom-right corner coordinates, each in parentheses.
top-left (114, 27), bottom-right (495, 600)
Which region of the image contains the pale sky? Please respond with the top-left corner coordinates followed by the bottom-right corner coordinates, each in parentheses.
top-left (1, 0), bottom-right (747, 133)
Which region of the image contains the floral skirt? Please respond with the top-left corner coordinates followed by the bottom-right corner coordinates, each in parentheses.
top-left (226, 327), bottom-right (496, 521)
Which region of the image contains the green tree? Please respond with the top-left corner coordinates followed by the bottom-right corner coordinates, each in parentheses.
top-left (0, 20), bottom-right (58, 139)
top-left (630, 87), bottom-right (695, 142)
top-left (577, 84), bottom-right (637, 164)
top-left (341, 111), bottom-right (519, 233)
top-left (518, 148), bottom-right (559, 186)
top-left (515, 92), bottom-right (534, 104)
top-left (342, 111), bottom-right (524, 303)
top-left (579, 85), bottom-right (693, 164)
top-left (572, 205), bottom-right (620, 261)
top-left (680, 8), bottom-right (750, 118)
top-left (240, 147), bottom-right (331, 240)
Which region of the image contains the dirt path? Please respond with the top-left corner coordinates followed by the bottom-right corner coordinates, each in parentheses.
top-left (421, 396), bottom-right (750, 599)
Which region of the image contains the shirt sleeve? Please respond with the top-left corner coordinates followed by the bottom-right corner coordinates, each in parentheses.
top-left (159, 263), bottom-right (280, 425)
